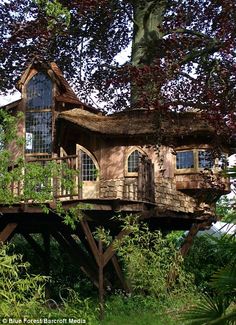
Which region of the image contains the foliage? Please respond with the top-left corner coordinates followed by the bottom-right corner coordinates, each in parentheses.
top-left (0, 244), bottom-right (97, 322)
top-left (184, 235), bottom-right (232, 293)
top-left (183, 167), bottom-right (236, 324)
top-left (0, 245), bottom-right (47, 317)
top-left (10, 233), bottom-right (96, 299)
top-left (0, 0), bottom-right (236, 131)
top-left (115, 218), bottom-right (194, 297)
top-left (102, 290), bottom-right (200, 325)
top-left (217, 195), bottom-right (236, 223)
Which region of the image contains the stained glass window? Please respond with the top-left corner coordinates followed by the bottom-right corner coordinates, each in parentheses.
top-left (25, 73), bottom-right (53, 154)
top-left (176, 151), bottom-right (194, 169)
top-left (80, 151), bottom-right (97, 181)
top-left (128, 150), bottom-right (142, 173)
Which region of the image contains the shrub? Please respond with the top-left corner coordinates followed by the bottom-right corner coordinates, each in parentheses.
top-left (115, 219), bottom-right (194, 298)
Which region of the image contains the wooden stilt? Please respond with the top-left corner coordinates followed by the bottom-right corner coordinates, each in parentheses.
top-left (42, 232), bottom-right (51, 299)
top-left (22, 233), bottom-right (45, 260)
top-left (80, 218), bottom-right (130, 293)
top-left (80, 219), bottom-right (100, 265)
top-left (52, 230), bottom-right (100, 288)
top-left (103, 229), bottom-right (130, 267)
top-left (0, 223), bottom-right (17, 244)
top-left (111, 255), bottom-right (129, 292)
top-left (98, 239), bottom-right (104, 320)
top-left (180, 219), bottom-right (213, 257)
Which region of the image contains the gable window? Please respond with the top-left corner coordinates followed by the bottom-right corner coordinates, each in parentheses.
top-left (176, 151), bottom-right (194, 169)
top-left (80, 151), bottom-right (98, 181)
top-left (25, 72), bottom-right (53, 155)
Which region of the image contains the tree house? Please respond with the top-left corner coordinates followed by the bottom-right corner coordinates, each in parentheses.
top-left (0, 59), bottom-right (234, 293)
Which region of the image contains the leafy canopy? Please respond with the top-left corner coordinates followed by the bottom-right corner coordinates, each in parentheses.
top-left (0, 0), bottom-right (235, 129)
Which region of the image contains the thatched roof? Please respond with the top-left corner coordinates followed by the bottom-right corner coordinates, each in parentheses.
top-left (58, 108), bottom-right (214, 137)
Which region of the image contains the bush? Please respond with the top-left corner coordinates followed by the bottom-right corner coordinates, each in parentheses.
top-left (115, 219), bottom-right (194, 298)
top-left (184, 235), bottom-right (232, 293)
top-left (0, 245), bottom-right (47, 317)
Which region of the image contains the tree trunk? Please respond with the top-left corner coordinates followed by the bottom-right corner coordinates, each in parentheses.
top-left (131, 0), bottom-right (166, 66)
top-left (130, 1), bottom-right (167, 106)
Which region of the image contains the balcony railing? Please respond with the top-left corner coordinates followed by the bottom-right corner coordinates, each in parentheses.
top-left (3, 155), bottom-right (155, 205)
top-left (6, 155), bottom-right (81, 204)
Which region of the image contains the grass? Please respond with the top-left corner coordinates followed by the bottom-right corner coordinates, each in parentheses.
top-left (95, 291), bottom-right (199, 325)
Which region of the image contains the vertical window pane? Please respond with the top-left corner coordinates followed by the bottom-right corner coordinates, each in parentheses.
top-left (26, 72), bottom-right (53, 109)
top-left (176, 151), bottom-right (194, 169)
top-left (81, 151), bottom-right (97, 181)
top-left (25, 112), bottom-right (52, 153)
top-left (25, 72), bottom-right (53, 154)
top-left (198, 151), bottom-right (214, 168)
top-left (128, 150), bottom-right (142, 172)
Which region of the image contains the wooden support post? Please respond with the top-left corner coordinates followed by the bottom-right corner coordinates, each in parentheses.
top-left (52, 230), bottom-right (100, 288)
top-left (180, 223), bottom-right (200, 257)
top-left (103, 229), bottom-right (130, 267)
top-left (80, 219), bottom-right (100, 265)
top-left (0, 223), bottom-right (17, 244)
top-left (98, 239), bottom-right (104, 321)
top-left (22, 233), bottom-right (45, 260)
top-left (180, 219), bottom-right (213, 257)
top-left (80, 218), bottom-right (131, 292)
top-left (111, 255), bottom-right (129, 292)
top-left (43, 232), bottom-right (51, 299)
top-left (42, 232), bottom-right (50, 275)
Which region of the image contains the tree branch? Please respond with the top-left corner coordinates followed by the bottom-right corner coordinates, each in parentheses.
top-left (164, 28), bottom-right (214, 39)
top-left (121, 1), bottom-right (140, 28)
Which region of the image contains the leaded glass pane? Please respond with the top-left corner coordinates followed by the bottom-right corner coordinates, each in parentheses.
top-left (25, 112), bottom-right (52, 153)
top-left (80, 151), bottom-right (97, 181)
top-left (128, 150), bottom-right (142, 173)
top-left (26, 72), bottom-right (53, 110)
top-left (198, 151), bottom-right (214, 169)
top-left (176, 151), bottom-right (194, 169)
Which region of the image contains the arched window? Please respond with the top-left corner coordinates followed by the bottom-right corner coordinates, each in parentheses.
top-left (76, 145), bottom-right (99, 181)
top-left (80, 151), bottom-right (98, 181)
top-left (25, 72), bottom-right (53, 155)
top-left (128, 150), bottom-right (142, 173)
top-left (126, 149), bottom-right (146, 176)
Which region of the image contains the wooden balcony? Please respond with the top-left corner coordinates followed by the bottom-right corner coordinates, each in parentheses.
top-left (4, 155), bottom-right (155, 206)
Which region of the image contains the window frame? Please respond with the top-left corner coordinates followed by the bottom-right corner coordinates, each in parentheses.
top-left (176, 150), bottom-right (195, 172)
top-left (175, 148), bottom-right (228, 174)
top-left (24, 71), bottom-right (54, 157)
top-left (76, 145), bottom-right (99, 182)
top-left (125, 147), bottom-right (147, 177)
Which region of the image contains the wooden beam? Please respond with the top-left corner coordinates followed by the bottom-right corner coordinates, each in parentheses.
top-left (180, 219), bottom-right (213, 257)
top-left (22, 233), bottom-right (45, 259)
top-left (98, 239), bottom-right (104, 320)
top-left (111, 255), bottom-right (129, 292)
top-left (0, 223), bottom-right (17, 243)
top-left (103, 229), bottom-right (130, 267)
top-left (52, 230), bottom-right (100, 288)
top-left (42, 232), bottom-right (50, 275)
top-left (80, 219), bottom-right (100, 266)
